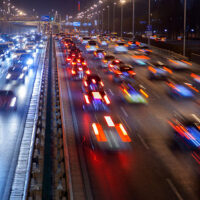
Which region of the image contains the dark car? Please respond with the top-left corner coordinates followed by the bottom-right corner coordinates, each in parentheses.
top-left (6, 66), bottom-right (25, 83)
top-left (82, 74), bottom-right (110, 111)
top-left (0, 90), bottom-right (17, 110)
top-left (111, 64), bottom-right (136, 83)
top-left (71, 64), bottom-right (90, 80)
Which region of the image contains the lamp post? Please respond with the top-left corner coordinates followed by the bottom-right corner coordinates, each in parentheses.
top-left (107, 5), bottom-right (110, 33)
top-left (148, 0), bottom-right (151, 47)
top-left (132, 0), bottom-right (135, 40)
top-left (102, 9), bottom-right (105, 33)
top-left (183, 0), bottom-right (187, 56)
top-left (113, 2), bottom-right (116, 33)
top-left (120, 0), bottom-right (126, 37)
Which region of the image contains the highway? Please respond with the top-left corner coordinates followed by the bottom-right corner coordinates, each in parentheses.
top-left (0, 47), bottom-right (46, 199)
top-left (55, 39), bottom-right (200, 200)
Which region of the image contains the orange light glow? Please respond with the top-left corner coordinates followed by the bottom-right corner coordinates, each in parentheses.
top-left (181, 60), bottom-right (192, 66)
top-left (86, 70), bottom-right (90, 74)
top-left (115, 123), bottom-right (131, 142)
top-left (104, 116), bottom-right (115, 127)
top-left (132, 55), bottom-right (149, 60)
top-left (148, 66), bottom-right (157, 73)
top-left (185, 83), bottom-right (199, 93)
top-left (128, 70), bottom-right (136, 75)
top-left (169, 59), bottom-right (178, 65)
top-left (71, 69), bottom-right (76, 74)
top-left (92, 123), bottom-right (107, 142)
top-left (139, 89), bottom-right (149, 98)
top-left (163, 66), bottom-right (172, 74)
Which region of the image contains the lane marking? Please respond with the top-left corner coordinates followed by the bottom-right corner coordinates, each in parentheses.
top-left (136, 133), bottom-right (150, 150)
top-left (109, 89), bottom-right (114, 96)
top-left (120, 106), bottom-right (128, 117)
top-left (166, 178), bottom-right (184, 200)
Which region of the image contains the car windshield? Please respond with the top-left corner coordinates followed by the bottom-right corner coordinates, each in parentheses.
top-left (15, 50), bottom-right (26, 53)
top-left (88, 41), bottom-right (97, 46)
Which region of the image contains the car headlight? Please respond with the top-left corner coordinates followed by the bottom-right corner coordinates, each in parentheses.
top-left (27, 58), bottom-right (33, 65)
top-left (23, 66), bottom-right (28, 71)
top-left (6, 73), bottom-right (11, 79)
top-left (10, 97), bottom-right (16, 107)
top-left (19, 73), bottom-right (24, 79)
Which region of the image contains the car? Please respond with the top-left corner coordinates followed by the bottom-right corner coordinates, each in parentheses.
top-left (131, 50), bottom-right (150, 65)
top-left (100, 55), bottom-right (115, 68)
top-left (71, 57), bottom-right (87, 67)
top-left (0, 49), bottom-right (6, 61)
top-left (93, 49), bottom-right (106, 59)
top-left (166, 79), bottom-right (199, 99)
top-left (18, 53), bottom-right (34, 66)
top-left (25, 41), bottom-right (36, 52)
top-left (0, 90), bottom-right (17, 111)
top-left (38, 41), bottom-right (45, 49)
top-left (108, 59), bottom-right (124, 72)
top-left (86, 40), bottom-right (99, 52)
top-left (114, 42), bottom-right (128, 54)
top-left (127, 40), bottom-right (138, 50)
top-left (71, 64), bottom-right (90, 80)
top-left (168, 114), bottom-right (200, 161)
top-left (82, 74), bottom-right (104, 93)
top-left (66, 52), bottom-right (81, 65)
top-left (81, 37), bottom-right (91, 45)
top-left (98, 37), bottom-right (109, 47)
top-left (167, 57), bottom-right (192, 71)
top-left (111, 64), bottom-right (136, 83)
top-left (120, 81), bottom-right (148, 104)
top-left (12, 49), bottom-right (27, 59)
top-left (6, 66), bottom-right (26, 84)
top-left (90, 115), bottom-right (131, 150)
top-left (148, 63), bottom-right (172, 80)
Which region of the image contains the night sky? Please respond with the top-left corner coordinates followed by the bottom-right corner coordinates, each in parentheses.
top-left (12, 0), bottom-right (90, 16)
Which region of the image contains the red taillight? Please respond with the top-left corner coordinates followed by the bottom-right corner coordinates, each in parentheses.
top-left (104, 95), bottom-right (110, 104)
top-left (77, 59), bottom-right (81, 63)
top-left (84, 95), bottom-right (90, 104)
top-left (79, 67), bottom-right (83, 71)
top-left (82, 62), bottom-right (87, 66)
top-left (115, 60), bottom-right (120, 63)
top-left (86, 69), bottom-right (90, 74)
top-left (72, 62), bottom-right (76, 65)
top-left (72, 69), bottom-right (76, 74)
top-left (67, 57), bottom-right (71, 61)
top-left (92, 79), bottom-right (96, 84)
top-left (128, 70), bottom-right (136, 75)
top-left (100, 81), bottom-right (104, 87)
top-left (109, 64), bottom-right (114, 68)
top-left (84, 81), bottom-right (88, 87)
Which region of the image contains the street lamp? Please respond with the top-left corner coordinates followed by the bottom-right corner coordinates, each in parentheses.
top-left (113, 2), bottom-right (117, 33)
top-left (120, 0), bottom-right (126, 37)
top-left (148, 0), bottom-right (151, 47)
top-left (132, 0), bottom-right (135, 40)
top-left (183, 0), bottom-right (187, 56)
top-left (107, 5), bottom-right (110, 33)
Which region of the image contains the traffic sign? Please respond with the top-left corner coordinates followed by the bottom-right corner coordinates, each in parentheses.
top-left (41, 16), bottom-right (50, 21)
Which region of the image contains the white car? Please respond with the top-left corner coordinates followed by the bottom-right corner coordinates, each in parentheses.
top-left (114, 42), bottom-right (128, 54)
top-left (86, 41), bottom-right (99, 52)
top-left (25, 42), bottom-right (36, 52)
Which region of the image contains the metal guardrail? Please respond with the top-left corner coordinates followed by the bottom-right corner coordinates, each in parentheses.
top-left (9, 43), bottom-right (48, 200)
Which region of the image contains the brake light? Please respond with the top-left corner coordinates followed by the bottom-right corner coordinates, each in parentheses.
top-left (148, 66), bottom-right (157, 73)
top-left (84, 81), bottom-right (88, 87)
top-left (104, 116), bottom-right (115, 127)
top-left (163, 66), bottom-right (172, 74)
top-left (100, 81), bottom-right (104, 86)
top-left (115, 70), bottom-right (122, 75)
top-left (103, 60), bottom-right (107, 63)
top-left (104, 95), bottom-right (110, 104)
top-left (109, 64), bottom-right (114, 68)
top-left (119, 123), bottom-right (128, 135)
top-left (79, 67), bottom-right (83, 71)
top-left (67, 57), bottom-right (71, 61)
top-left (82, 62), bottom-right (87, 66)
top-left (86, 69), bottom-right (90, 74)
top-left (72, 54), bottom-right (75, 57)
top-left (71, 69), bottom-right (76, 74)
top-left (92, 123), bottom-right (107, 141)
top-left (72, 62), bottom-right (76, 65)
top-left (115, 60), bottom-right (120, 63)
top-left (77, 59), bottom-right (81, 63)
top-left (92, 79), bottom-right (96, 84)
top-left (84, 95), bottom-right (90, 104)
top-left (128, 70), bottom-right (136, 75)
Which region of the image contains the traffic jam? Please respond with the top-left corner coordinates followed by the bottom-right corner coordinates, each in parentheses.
top-left (55, 32), bottom-right (200, 161)
top-left (0, 33), bottom-right (46, 111)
